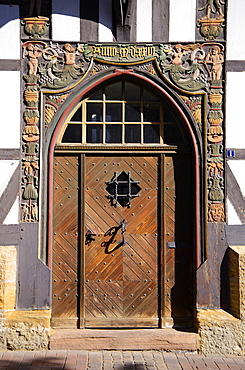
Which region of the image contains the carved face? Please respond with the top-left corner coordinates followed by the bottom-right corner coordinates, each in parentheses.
top-left (26, 44), bottom-right (34, 52)
top-left (208, 203), bottom-right (224, 222)
top-left (211, 46), bottom-right (220, 55)
top-left (175, 46), bottom-right (181, 53)
top-left (63, 43), bottom-right (75, 53)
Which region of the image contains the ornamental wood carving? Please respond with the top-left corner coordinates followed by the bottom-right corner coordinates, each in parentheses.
top-left (21, 39), bottom-right (225, 223)
top-left (197, 0), bottom-right (225, 40)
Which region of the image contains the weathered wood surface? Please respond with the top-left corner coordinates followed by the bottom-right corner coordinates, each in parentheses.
top-left (225, 225), bottom-right (245, 245)
top-left (0, 149), bottom-right (20, 160)
top-left (226, 61), bottom-right (245, 72)
top-left (52, 155), bottom-right (79, 326)
top-left (197, 223), bottom-right (227, 308)
top-left (52, 152), bottom-right (194, 328)
top-left (0, 224), bottom-right (20, 245)
top-left (18, 222), bottom-right (51, 309)
top-left (84, 155), bottom-right (159, 328)
top-left (0, 60), bottom-right (21, 71)
top-left (152, 0), bottom-right (169, 42)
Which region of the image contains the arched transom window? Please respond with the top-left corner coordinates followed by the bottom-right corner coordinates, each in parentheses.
top-left (58, 81), bottom-right (187, 145)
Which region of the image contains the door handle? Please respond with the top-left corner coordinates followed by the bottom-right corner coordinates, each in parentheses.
top-left (85, 230), bottom-right (98, 245)
top-left (118, 219), bottom-right (127, 246)
top-left (119, 219), bottom-right (126, 233)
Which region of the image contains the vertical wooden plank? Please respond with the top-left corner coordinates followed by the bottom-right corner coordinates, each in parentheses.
top-left (79, 154), bottom-right (85, 328)
top-left (152, 0), bottom-right (169, 42)
top-left (52, 155), bottom-right (79, 328)
top-left (159, 153), bottom-right (165, 328)
top-left (18, 223), bottom-right (51, 309)
top-left (163, 155), bottom-right (175, 328)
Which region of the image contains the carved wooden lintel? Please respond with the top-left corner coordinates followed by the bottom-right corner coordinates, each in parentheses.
top-left (20, 40), bottom-right (226, 223)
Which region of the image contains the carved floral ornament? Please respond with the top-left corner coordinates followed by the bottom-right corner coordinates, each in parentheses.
top-left (21, 41), bottom-right (225, 223)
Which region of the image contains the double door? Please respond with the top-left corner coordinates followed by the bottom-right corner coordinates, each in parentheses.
top-left (52, 152), bottom-right (193, 328)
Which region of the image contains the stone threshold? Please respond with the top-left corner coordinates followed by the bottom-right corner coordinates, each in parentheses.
top-left (49, 328), bottom-right (198, 351)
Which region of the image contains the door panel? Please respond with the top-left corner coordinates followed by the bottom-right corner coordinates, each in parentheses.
top-left (51, 152), bottom-right (193, 329)
top-left (84, 155), bottom-right (159, 327)
top-left (52, 155), bottom-right (79, 328)
top-left (163, 156), bottom-right (175, 326)
top-left (171, 154), bottom-right (194, 326)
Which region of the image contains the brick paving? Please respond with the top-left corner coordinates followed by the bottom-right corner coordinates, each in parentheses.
top-left (0, 350), bottom-right (245, 370)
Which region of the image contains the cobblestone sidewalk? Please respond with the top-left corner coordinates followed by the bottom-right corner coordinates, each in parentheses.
top-left (0, 350), bottom-right (245, 369)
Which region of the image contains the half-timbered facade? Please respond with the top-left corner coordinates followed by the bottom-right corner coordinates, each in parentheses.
top-left (0, 0), bottom-right (245, 354)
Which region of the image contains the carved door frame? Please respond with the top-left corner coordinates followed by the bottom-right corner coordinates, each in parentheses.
top-left (46, 70), bottom-right (203, 327)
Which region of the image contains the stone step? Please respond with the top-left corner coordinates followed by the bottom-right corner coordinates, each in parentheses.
top-left (49, 329), bottom-right (198, 351)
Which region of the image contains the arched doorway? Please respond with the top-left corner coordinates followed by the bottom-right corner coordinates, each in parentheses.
top-left (49, 73), bottom-right (201, 329)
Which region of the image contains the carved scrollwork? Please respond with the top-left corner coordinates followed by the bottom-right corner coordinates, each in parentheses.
top-left (20, 40), bottom-right (226, 224)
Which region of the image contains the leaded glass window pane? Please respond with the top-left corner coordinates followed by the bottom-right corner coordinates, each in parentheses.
top-left (143, 125), bottom-right (160, 143)
top-left (106, 124), bottom-right (122, 143)
top-left (86, 124), bottom-right (103, 143)
top-left (125, 124), bottom-right (141, 143)
top-left (62, 124), bottom-right (82, 143)
top-left (86, 103), bottom-right (103, 122)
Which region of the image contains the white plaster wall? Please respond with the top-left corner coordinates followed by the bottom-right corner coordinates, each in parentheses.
top-left (99, 0), bottom-right (113, 42)
top-left (0, 161), bottom-right (19, 198)
top-left (228, 160), bottom-right (245, 197)
top-left (52, 0), bottom-right (80, 41)
top-left (226, 72), bottom-right (245, 149)
top-left (0, 71), bottom-right (20, 148)
top-left (227, 0), bottom-right (245, 60)
top-left (3, 196), bottom-right (19, 225)
top-left (0, 5), bottom-right (20, 60)
top-left (227, 199), bottom-right (242, 225)
top-left (136, 0), bottom-right (152, 42)
top-left (169, 0), bottom-right (196, 42)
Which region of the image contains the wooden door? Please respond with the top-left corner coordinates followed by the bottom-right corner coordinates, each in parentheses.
top-left (52, 152), bottom-right (193, 329)
top-left (84, 155), bottom-right (159, 328)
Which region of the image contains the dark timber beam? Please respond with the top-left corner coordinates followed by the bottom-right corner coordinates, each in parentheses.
top-left (113, 0), bottom-right (134, 42)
